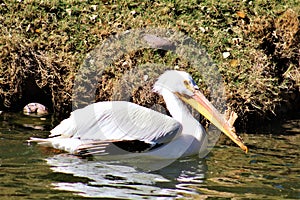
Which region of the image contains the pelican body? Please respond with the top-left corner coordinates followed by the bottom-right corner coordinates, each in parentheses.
top-left (30, 70), bottom-right (247, 159)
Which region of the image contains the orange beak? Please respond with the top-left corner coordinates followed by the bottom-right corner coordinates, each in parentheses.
top-left (177, 90), bottom-right (248, 153)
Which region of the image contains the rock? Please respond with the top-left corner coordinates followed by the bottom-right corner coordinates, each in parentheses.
top-left (23, 103), bottom-right (48, 116)
top-left (143, 34), bottom-right (176, 50)
top-left (222, 52), bottom-right (230, 59)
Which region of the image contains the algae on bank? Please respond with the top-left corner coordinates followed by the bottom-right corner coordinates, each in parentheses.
top-left (0, 0), bottom-right (299, 130)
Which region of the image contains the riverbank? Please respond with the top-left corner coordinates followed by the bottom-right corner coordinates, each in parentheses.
top-left (0, 0), bottom-right (299, 131)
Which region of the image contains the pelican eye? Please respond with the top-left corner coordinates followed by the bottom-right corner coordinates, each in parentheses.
top-left (183, 80), bottom-right (195, 92)
top-left (183, 80), bottom-right (189, 86)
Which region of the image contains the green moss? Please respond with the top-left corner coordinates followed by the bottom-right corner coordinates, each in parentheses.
top-left (0, 0), bottom-right (299, 128)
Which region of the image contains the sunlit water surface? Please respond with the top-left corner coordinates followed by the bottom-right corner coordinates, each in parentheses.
top-left (0, 112), bottom-right (299, 199)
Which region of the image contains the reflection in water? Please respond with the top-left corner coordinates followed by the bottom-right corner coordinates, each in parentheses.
top-left (45, 154), bottom-right (207, 199)
top-left (1, 112), bottom-right (300, 199)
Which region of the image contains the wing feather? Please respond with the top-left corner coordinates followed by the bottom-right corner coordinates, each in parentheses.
top-left (75, 139), bottom-right (166, 156)
top-left (50, 101), bottom-right (182, 144)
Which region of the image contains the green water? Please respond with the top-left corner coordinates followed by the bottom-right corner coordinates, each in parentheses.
top-left (0, 112), bottom-right (299, 199)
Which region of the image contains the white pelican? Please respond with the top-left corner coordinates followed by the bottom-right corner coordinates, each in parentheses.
top-left (29, 70), bottom-right (248, 159)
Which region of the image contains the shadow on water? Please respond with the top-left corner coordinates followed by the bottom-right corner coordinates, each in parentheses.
top-left (0, 111), bottom-right (299, 199)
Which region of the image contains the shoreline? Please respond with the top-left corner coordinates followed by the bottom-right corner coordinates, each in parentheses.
top-left (1, 1), bottom-right (299, 131)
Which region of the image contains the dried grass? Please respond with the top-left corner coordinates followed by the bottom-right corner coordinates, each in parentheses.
top-left (0, 0), bottom-right (299, 128)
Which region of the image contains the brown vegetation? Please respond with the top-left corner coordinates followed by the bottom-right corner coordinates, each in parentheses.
top-left (0, 1), bottom-right (299, 130)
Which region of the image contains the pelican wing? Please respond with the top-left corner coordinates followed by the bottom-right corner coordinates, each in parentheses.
top-left (50, 101), bottom-right (182, 145)
top-left (75, 139), bottom-right (165, 157)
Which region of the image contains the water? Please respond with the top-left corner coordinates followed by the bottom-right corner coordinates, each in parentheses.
top-left (0, 112), bottom-right (299, 199)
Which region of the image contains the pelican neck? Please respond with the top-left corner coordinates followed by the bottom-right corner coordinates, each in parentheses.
top-left (159, 89), bottom-right (194, 123)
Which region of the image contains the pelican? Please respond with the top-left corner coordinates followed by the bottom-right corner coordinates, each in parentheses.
top-left (29, 70), bottom-right (248, 159)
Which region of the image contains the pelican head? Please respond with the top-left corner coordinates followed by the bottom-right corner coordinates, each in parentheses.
top-left (153, 70), bottom-right (198, 96)
top-left (153, 70), bottom-right (248, 153)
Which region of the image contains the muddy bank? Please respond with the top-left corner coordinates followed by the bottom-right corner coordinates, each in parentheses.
top-left (0, 1), bottom-right (299, 131)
